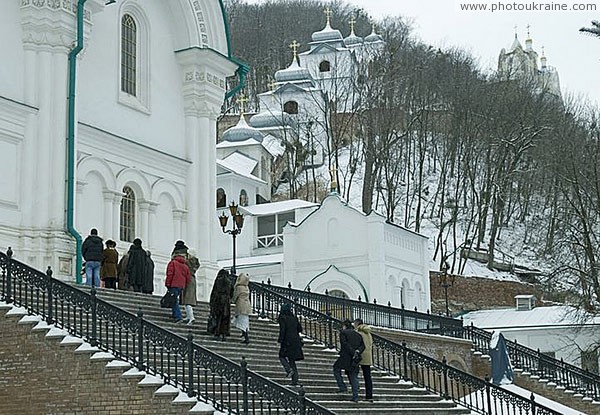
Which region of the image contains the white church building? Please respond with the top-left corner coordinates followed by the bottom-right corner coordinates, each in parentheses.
top-left (0, 0), bottom-right (243, 297)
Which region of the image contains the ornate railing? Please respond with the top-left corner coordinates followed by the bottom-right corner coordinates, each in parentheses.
top-left (259, 279), bottom-right (463, 336)
top-left (247, 280), bottom-right (562, 415)
top-left (464, 324), bottom-right (600, 402)
top-left (0, 249), bottom-right (333, 415)
top-left (260, 277), bottom-right (600, 404)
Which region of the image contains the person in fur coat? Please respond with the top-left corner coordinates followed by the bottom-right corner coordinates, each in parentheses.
top-left (209, 269), bottom-right (232, 341)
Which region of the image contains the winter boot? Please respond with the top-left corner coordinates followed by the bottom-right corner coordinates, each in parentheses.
top-left (242, 330), bottom-right (250, 344)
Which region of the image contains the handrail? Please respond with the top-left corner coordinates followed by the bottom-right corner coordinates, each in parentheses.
top-left (260, 279), bottom-right (463, 336)
top-left (0, 250), bottom-right (334, 415)
top-left (464, 324), bottom-right (600, 401)
top-left (245, 279), bottom-right (562, 415)
top-left (262, 277), bottom-right (600, 404)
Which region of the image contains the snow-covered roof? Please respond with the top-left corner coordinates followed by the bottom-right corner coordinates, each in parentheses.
top-left (261, 134), bottom-right (285, 157)
top-left (240, 199), bottom-right (318, 216)
top-left (222, 115), bottom-right (264, 143)
top-left (217, 153), bottom-right (265, 184)
top-left (274, 59), bottom-right (314, 84)
top-left (218, 253), bottom-right (284, 268)
top-left (461, 305), bottom-right (600, 329)
top-left (217, 138), bottom-right (262, 149)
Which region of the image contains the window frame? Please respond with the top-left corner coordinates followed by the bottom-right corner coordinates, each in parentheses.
top-left (120, 186), bottom-right (136, 243)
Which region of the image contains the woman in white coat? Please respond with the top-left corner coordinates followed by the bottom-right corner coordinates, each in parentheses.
top-left (232, 273), bottom-right (252, 344)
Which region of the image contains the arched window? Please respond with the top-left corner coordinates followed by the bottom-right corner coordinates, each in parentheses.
top-left (121, 14), bottom-right (137, 96)
top-left (120, 186), bottom-right (136, 242)
top-left (239, 189), bottom-right (248, 207)
top-left (319, 60), bottom-right (331, 72)
top-left (283, 101), bottom-right (298, 115)
top-left (216, 188), bottom-right (226, 208)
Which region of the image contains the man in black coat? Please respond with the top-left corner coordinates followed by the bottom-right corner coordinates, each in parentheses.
top-left (277, 303), bottom-right (304, 386)
top-left (333, 319), bottom-right (365, 402)
top-left (82, 228), bottom-right (103, 288)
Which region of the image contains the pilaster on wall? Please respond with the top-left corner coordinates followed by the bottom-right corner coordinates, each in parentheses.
top-left (175, 47), bottom-right (237, 296)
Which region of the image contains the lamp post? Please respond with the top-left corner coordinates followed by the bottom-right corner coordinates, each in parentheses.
top-left (439, 261), bottom-right (455, 316)
top-left (218, 201), bottom-right (244, 276)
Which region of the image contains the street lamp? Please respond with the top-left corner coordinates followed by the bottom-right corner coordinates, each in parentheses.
top-left (439, 261), bottom-right (455, 317)
top-left (218, 201), bottom-right (244, 276)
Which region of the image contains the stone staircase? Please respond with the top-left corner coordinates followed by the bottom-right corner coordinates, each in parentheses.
top-left (0, 302), bottom-right (212, 415)
top-left (94, 287), bottom-right (471, 414)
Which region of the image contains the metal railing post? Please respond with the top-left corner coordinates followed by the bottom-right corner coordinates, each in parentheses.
top-left (90, 287), bottom-right (98, 347)
top-left (327, 311), bottom-right (334, 349)
top-left (46, 266), bottom-right (54, 325)
top-left (136, 308), bottom-right (144, 371)
top-left (5, 247), bottom-right (13, 303)
top-left (442, 356), bottom-right (449, 399)
top-left (485, 376), bottom-right (492, 415)
top-left (298, 385), bottom-right (306, 415)
top-left (531, 392), bottom-right (536, 415)
top-left (402, 341), bottom-right (408, 381)
top-left (187, 332), bottom-right (195, 397)
top-left (241, 357), bottom-right (249, 415)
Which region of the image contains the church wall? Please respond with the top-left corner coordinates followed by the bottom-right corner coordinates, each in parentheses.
top-left (78, 2), bottom-right (186, 157)
top-left (0, 4), bottom-right (25, 102)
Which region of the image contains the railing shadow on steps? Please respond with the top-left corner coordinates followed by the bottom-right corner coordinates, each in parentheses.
top-left (262, 277), bottom-right (600, 405)
top-left (245, 279), bottom-right (562, 415)
top-left (0, 249), bottom-right (334, 415)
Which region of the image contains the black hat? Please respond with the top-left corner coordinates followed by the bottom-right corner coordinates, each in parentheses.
top-left (133, 238), bottom-right (142, 246)
top-left (172, 240), bottom-right (189, 255)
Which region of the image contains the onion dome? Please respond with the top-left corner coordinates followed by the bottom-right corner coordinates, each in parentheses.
top-left (364, 24), bottom-right (384, 43)
top-left (274, 59), bottom-right (312, 83)
top-left (222, 115), bottom-right (264, 143)
top-left (249, 111), bottom-right (293, 129)
top-left (344, 27), bottom-right (363, 47)
top-left (311, 21), bottom-right (344, 43)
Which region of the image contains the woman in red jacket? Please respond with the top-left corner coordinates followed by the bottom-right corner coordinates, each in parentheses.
top-left (165, 254), bottom-right (191, 322)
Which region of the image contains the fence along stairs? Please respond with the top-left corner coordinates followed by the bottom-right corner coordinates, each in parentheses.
top-left (266, 280), bottom-right (600, 412)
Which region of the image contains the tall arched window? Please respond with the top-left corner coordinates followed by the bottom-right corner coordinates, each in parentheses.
top-left (121, 14), bottom-right (137, 96)
top-left (283, 101), bottom-right (298, 115)
top-left (217, 188), bottom-right (226, 208)
top-left (319, 60), bottom-right (331, 72)
top-left (120, 186), bottom-right (136, 242)
top-left (239, 189), bottom-right (248, 207)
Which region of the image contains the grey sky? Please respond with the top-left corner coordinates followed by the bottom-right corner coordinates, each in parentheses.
top-left (346, 0), bottom-right (599, 107)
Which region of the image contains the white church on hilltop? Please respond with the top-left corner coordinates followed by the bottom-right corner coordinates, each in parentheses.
top-left (0, 0), bottom-right (242, 297)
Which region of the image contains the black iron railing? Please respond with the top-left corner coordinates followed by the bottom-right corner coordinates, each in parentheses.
top-left (246, 280), bottom-right (562, 415)
top-left (464, 324), bottom-right (600, 402)
top-left (261, 277), bottom-right (600, 404)
top-left (260, 279), bottom-right (463, 336)
top-left (0, 249), bottom-right (333, 415)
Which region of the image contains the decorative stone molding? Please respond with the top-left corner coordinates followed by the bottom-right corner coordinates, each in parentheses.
top-left (190, 0), bottom-right (209, 46)
top-left (20, 0), bottom-right (102, 52)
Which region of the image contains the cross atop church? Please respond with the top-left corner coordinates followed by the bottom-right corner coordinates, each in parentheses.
top-left (514, 24), bottom-right (518, 38)
top-left (236, 94), bottom-right (248, 114)
top-left (541, 45), bottom-right (545, 56)
top-left (349, 17), bottom-right (356, 33)
top-left (289, 40), bottom-right (300, 61)
top-left (267, 78), bottom-right (277, 91)
top-left (371, 22), bottom-right (377, 33)
top-left (526, 24), bottom-right (531, 38)
top-left (324, 7), bottom-right (332, 25)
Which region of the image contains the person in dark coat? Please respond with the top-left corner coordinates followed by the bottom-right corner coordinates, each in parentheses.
top-left (277, 303), bottom-right (304, 387)
top-left (142, 250), bottom-right (155, 294)
top-left (165, 253), bottom-right (191, 322)
top-left (333, 319), bottom-right (365, 402)
top-left (82, 228), bottom-right (103, 287)
top-left (100, 240), bottom-right (118, 289)
top-left (126, 238), bottom-right (146, 292)
top-left (117, 246), bottom-right (131, 290)
top-left (209, 269), bottom-right (232, 341)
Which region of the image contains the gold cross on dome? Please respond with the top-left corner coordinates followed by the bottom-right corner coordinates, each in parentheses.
top-left (526, 23), bottom-right (531, 37)
top-left (324, 7), bottom-right (332, 25)
top-left (236, 94), bottom-right (249, 114)
top-left (268, 78), bottom-right (277, 91)
top-left (349, 17), bottom-right (356, 32)
top-left (289, 40), bottom-right (300, 60)
top-left (513, 24), bottom-right (518, 37)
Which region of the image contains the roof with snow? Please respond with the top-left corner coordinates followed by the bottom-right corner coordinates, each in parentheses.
top-left (240, 199), bottom-right (318, 216)
top-left (217, 152), bottom-right (265, 184)
top-left (274, 59), bottom-right (315, 84)
top-left (311, 22), bottom-right (343, 43)
top-left (461, 305), bottom-right (600, 329)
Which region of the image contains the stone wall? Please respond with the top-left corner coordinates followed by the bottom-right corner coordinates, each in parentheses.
top-left (429, 273), bottom-right (543, 315)
top-left (0, 307), bottom-right (199, 415)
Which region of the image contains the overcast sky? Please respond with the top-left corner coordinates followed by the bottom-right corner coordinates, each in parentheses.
top-left (345, 0), bottom-right (599, 107)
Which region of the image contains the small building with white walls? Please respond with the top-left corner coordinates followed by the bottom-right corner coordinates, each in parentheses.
top-left (217, 192), bottom-right (431, 312)
top-left (462, 295), bottom-right (600, 373)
